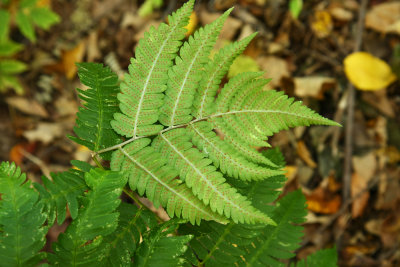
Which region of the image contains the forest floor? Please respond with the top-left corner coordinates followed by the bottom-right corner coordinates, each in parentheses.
top-left (1, 0), bottom-right (400, 266)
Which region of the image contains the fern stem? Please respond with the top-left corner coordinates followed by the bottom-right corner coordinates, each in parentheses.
top-left (92, 154), bottom-right (104, 169)
top-left (96, 109), bottom-right (339, 155)
top-left (122, 187), bottom-right (164, 223)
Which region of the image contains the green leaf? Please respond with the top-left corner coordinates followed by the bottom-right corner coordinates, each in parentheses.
top-left (294, 247), bottom-right (338, 267)
top-left (15, 11), bottom-right (35, 42)
top-left (0, 40), bottom-right (24, 56)
top-left (138, 0), bottom-right (163, 17)
top-left (19, 0), bottom-right (38, 9)
top-left (111, 0), bottom-right (194, 137)
top-left (241, 190), bottom-right (307, 266)
top-left (0, 74), bottom-right (25, 94)
top-left (0, 162), bottom-right (48, 266)
top-left (0, 9), bottom-right (10, 41)
top-left (180, 150), bottom-right (286, 266)
top-left (48, 169), bottom-right (127, 266)
top-left (228, 55), bottom-right (260, 78)
top-left (33, 166), bottom-right (89, 225)
top-left (30, 7), bottom-right (60, 30)
top-left (111, 139), bottom-right (228, 225)
top-left (289, 0), bottom-right (303, 19)
top-left (69, 63), bottom-right (122, 160)
top-left (134, 219), bottom-right (193, 267)
top-left (0, 59), bottom-right (27, 74)
top-left (102, 203), bottom-right (158, 266)
top-left (159, 8), bottom-right (232, 126)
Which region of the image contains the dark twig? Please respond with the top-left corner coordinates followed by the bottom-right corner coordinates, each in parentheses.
top-left (343, 0), bottom-right (368, 204)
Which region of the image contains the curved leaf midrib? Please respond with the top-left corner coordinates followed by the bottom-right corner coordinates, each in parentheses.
top-left (134, 23), bottom-right (179, 137)
top-left (245, 203), bottom-right (296, 266)
top-left (198, 57), bottom-right (229, 118)
top-left (169, 47), bottom-right (202, 126)
top-left (190, 124), bottom-right (256, 173)
top-left (200, 223), bottom-right (234, 265)
top-left (159, 133), bottom-right (264, 221)
top-left (118, 147), bottom-right (222, 222)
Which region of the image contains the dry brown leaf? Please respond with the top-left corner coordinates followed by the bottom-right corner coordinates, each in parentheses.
top-left (257, 56), bottom-right (290, 88)
top-left (361, 89), bottom-right (395, 118)
top-left (297, 141), bottom-right (317, 168)
top-left (46, 41), bottom-right (86, 79)
top-left (311, 10), bottom-right (333, 38)
top-left (9, 143), bottom-right (36, 165)
top-left (55, 96), bottom-right (78, 117)
top-left (293, 76), bottom-right (336, 99)
top-left (329, 7), bottom-right (353, 22)
top-left (6, 97), bottom-right (49, 118)
top-left (351, 173), bottom-right (370, 218)
top-left (283, 165), bottom-right (297, 182)
top-left (353, 153), bottom-right (377, 182)
top-left (305, 191), bottom-right (341, 214)
top-left (365, 2), bottom-right (400, 35)
top-left (23, 122), bottom-right (64, 144)
top-left (344, 52), bottom-right (397, 90)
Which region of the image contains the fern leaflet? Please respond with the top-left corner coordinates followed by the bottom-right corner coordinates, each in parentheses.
top-left (111, 0), bottom-right (194, 137)
top-left (33, 161), bottom-right (91, 225)
top-left (102, 203), bottom-right (158, 266)
top-left (48, 168), bottom-right (127, 266)
top-left (134, 219), bottom-right (193, 267)
top-left (0, 162), bottom-right (47, 266)
top-left (293, 247), bottom-right (338, 267)
top-left (69, 63), bottom-right (121, 160)
top-left (111, 138), bottom-right (228, 225)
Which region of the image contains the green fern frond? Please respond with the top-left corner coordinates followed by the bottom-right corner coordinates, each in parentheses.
top-left (111, 138), bottom-right (228, 225)
top-left (293, 247), bottom-right (338, 267)
top-left (241, 190), bottom-right (307, 266)
top-left (48, 168), bottom-right (127, 266)
top-left (192, 33), bottom-right (257, 118)
top-left (69, 62), bottom-right (121, 160)
top-left (111, 0), bottom-right (194, 138)
top-left (189, 121), bottom-right (282, 180)
top-left (103, 203), bottom-right (158, 266)
top-left (159, 8), bottom-right (232, 126)
top-left (134, 219), bottom-right (193, 267)
top-left (33, 162), bottom-right (91, 225)
top-left (153, 129), bottom-right (274, 224)
top-left (0, 162), bottom-right (47, 266)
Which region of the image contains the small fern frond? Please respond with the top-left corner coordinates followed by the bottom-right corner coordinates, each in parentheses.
top-left (111, 0), bottom-right (194, 138)
top-left (69, 63), bottom-right (121, 160)
top-left (153, 129), bottom-right (274, 224)
top-left (241, 190), bottom-right (307, 266)
top-left (293, 247), bottom-right (338, 267)
top-left (102, 203), bottom-right (158, 266)
top-left (159, 9), bottom-right (232, 126)
top-left (48, 169), bottom-right (127, 266)
top-left (192, 33), bottom-right (257, 118)
top-left (189, 121), bottom-right (282, 181)
top-left (111, 139), bottom-right (228, 225)
top-left (134, 219), bottom-right (193, 267)
top-left (33, 161), bottom-right (91, 225)
top-left (0, 162), bottom-right (47, 266)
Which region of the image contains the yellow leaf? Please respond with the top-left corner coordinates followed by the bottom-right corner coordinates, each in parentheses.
top-left (311, 10), bottom-right (333, 38)
top-left (185, 12), bottom-right (198, 37)
top-left (344, 52), bottom-right (397, 90)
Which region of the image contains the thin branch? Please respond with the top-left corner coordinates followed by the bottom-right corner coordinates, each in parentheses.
top-left (343, 0), bottom-right (368, 204)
